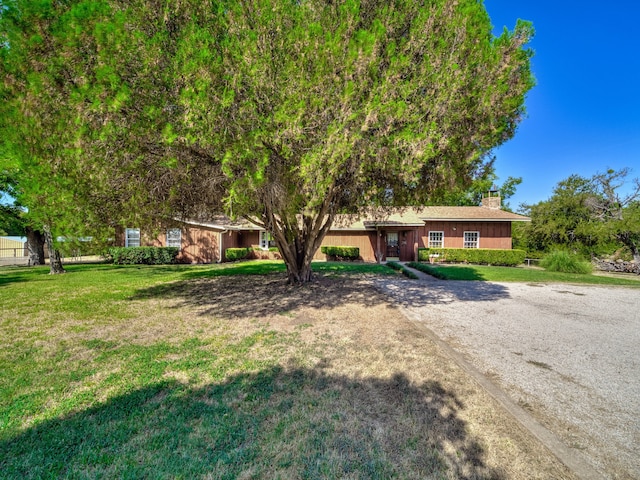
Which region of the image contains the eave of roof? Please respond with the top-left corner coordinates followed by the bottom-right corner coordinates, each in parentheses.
top-left (418, 217), bottom-right (531, 222)
top-left (178, 206), bottom-right (530, 232)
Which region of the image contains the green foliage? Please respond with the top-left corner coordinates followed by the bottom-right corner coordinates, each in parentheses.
top-left (108, 247), bottom-right (179, 265)
top-left (519, 175), bottom-right (598, 255)
top-left (434, 173), bottom-right (522, 211)
top-left (0, 0), bottom-right (535, 283)
top-left (418, 247), bottom-right (526, 266)
top-left (0, 204), bottom-right (25, 236)
top-left (406, 262), bottom-right (640, 285)
top-left (225, 247), bottom-right (252, 262)
top-left (321, 246), bottom-right (360, 261)
top-left (540, 250), bottom-right (592, 274)
top-left (518, 169), bottom-right (640, 266)
top-left (408, 262), bottom-right (451, 280)
top-left (386, 261), bottom-right (418, 279)
top-left (385, 261), bottom-right (403, 271)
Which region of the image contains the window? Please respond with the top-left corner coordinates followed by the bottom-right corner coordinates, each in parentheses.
top-left (464, 231), bottom-right (479, 248)
top-left (166, 228), bottom-right (181, 248)
top-left (125, 228), bottom-right (140, 248)
top-left (260, 231), bottom-right (276, 250)
top-left (428, 231), bottom-right (444, 248)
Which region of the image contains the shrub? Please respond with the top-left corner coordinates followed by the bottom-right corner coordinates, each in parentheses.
top-left (249, 248), bottom-right (282, 260)
top-left (540, 250), bottom-right (592, 274)
top-left (407, 261), bottom-right (448, 279)
top-left (320, 246), bottom-right (360, 261)
top-left (108, 247), bottom-right (179, 265)
top-left (225, 247), bottom-right (252, 261)
top-left (418, 247), bottom-right (526, 266)
top-left (386, 261), bottom-right (419, 279)
top-left (386, 261), bottom-right (403, 271)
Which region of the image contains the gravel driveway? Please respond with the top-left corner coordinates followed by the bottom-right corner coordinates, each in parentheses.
top-left (375, 277), bottom-right (640, 479)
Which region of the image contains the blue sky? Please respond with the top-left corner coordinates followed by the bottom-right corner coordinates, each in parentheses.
top-left (484, 1), bottom-right (640, 211)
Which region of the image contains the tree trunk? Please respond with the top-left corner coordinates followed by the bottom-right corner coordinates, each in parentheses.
top-left (26, 227), bottom-right (46, 266)
top-left (43, 224), bottom-right (65, 274)
top-left (268, 215), bottom-right (333, 285)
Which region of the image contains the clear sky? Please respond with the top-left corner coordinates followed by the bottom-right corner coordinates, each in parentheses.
top-left (483, 1), bottom-right (640, 211)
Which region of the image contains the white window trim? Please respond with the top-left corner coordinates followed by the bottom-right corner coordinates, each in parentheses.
top-left (463, 231), bottom-right (480, 249)
top-left (125, 228), bottom-right (140, 248)
top-left (428, 231), bottom-right (444, 248)
top-left (166, 228), bottom-right (181, 248)
top-left (259, 231), bottom-right (275, 250)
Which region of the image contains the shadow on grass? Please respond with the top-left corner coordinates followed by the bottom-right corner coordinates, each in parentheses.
top-left (131, 272), bottom-right (393, 317)
top-left (0, 265), bottom-right (51, 287)
top-left (0, 366), bottom-right (506, 479)
top-left (131, 268), bottom-right (509, 318)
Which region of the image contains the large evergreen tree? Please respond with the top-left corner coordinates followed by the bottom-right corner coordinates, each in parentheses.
top-left (1, 0), bottom-right (535, 283)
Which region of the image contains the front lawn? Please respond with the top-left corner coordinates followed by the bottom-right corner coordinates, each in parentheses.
top-left (0, 262), bottom-right (573, 479)
top-left (408, 262), bottom-right (640, 286)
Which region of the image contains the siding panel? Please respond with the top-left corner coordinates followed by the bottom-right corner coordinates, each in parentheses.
top-left (316, 232), bottom-right (378, 262)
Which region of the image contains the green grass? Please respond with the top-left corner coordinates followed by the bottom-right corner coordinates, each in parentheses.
top-left (386, 261), bottom-right (419, 279)
top-left (1, 259), bottom-right (633, 478)
top-left (0, 260), bottom-right (411, 479)
top-left (407, 262), bottom-right (640, 286)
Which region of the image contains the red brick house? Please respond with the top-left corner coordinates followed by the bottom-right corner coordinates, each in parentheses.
top-left (117, 195), bottom-right (529, 263)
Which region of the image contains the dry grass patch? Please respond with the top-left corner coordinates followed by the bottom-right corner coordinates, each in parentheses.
top-left (0, 264), bottom-right (576, 479)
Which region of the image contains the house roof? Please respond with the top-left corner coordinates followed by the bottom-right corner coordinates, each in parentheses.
top-left (182, 215), bottom-right (261, 231)
top-left (332, 206), bottom-right (530, 230)
top-left (415, 206), bottom-right (530, 222)
top-left (182, 206), bottom-right (530, 232)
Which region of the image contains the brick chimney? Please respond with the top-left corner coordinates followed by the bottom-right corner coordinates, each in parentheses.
top-left (481, 187), bottom-right (501, 209)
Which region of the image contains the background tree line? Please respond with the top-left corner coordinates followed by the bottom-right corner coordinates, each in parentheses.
top-left (514, 168), bottom-right (640, 267)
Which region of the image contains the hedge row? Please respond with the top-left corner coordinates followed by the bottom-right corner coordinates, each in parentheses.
top-left (225, 247), bottom-right (282, 261)
top-left (225, 248), bottom-right (252, 261)
top-left (386, 261), bottom-right (419, 279)
top-left (108, 247), bottom-right (179, 265)
top-left (407, 262), bottom-right (448, 279)
top-left (320, 246), bottom-right (360, 261)
top-left (418, 247), bottom-right (526, 266)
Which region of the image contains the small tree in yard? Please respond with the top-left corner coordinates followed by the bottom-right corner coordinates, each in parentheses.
top-left (1, 0), bottom-right (535, 283)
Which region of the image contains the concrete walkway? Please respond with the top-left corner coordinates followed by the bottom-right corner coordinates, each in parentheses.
top-left (375, 271), bottom-right (639, 480)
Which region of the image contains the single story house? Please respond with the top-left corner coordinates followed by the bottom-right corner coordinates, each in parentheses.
top-left (116, 194), bottom-right (530, 263)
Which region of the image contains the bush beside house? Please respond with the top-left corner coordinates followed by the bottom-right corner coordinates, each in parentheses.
top-left (320, 246), bottom-right (360, 261)
top-left (225, 247), bottom-right (282, 261)
top-left (418, 248), bottom-right (526, 266)
top-left (108, 247), bottom-right (179, 265)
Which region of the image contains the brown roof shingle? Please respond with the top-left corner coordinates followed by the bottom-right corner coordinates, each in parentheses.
top-left (183, 206), bottom-right (530, 232)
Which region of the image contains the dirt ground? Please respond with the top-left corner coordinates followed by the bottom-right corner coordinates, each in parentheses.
top-left (374, 275), bottom-right (640, 480)
top-left (156, 272), bottom-right (577, 479)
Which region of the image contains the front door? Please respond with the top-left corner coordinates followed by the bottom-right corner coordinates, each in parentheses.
top-left (386, 232), bottom-right (400, 260)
